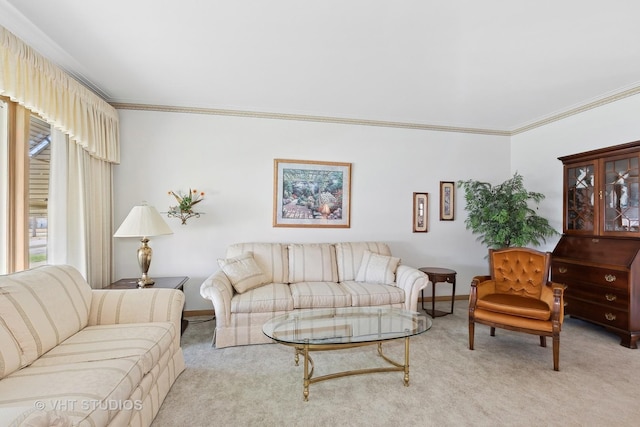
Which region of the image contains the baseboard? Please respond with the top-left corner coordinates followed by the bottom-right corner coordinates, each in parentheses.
top-left (186, 295), bottom-right (469, 318)
top-left (185, 309), bottom-right (215, 318)
top-left (420, 294), bottom-right (468, 303)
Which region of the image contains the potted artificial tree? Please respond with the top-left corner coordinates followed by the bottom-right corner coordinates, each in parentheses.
top-left (457, 172), bottom-right (557, 249)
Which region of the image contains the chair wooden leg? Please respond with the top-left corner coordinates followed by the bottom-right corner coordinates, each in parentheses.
top-left (553, 335), bottom-right (560, 371)
top-left (490, 327), bottom-right (495, 337)
top-left (469, 321), bottom-right (475, 350)
top-left (540, 336), bottom-right (546, 347)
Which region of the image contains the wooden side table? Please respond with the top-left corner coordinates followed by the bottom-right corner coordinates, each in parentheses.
top-left (418, 267), bottom-right (457, 318)
top-left (107, 276), bottom-right (189, 335)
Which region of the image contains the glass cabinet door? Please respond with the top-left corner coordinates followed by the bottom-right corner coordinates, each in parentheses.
top-left (565, 163), bottom-right (595, 232)
top-left (603, 155), bottom-right (640, 233)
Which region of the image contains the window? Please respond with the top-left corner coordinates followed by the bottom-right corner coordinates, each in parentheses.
top-left (0, 96), bottom-right (51, 272)
top-left (28, 115), bottom-right (50, 267)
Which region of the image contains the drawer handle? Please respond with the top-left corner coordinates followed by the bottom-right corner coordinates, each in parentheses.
top-left (605, 313), bottom-right (616, 321)
top-left (605, 294), bottom-right (617, 302)
top-left (558, 267), bottom-right (567, 274)
top-left (604, 274), bottom-right (616, 283)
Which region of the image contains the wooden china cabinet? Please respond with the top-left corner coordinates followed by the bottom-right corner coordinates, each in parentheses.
top-left (552, 140), bottom-right (640, 349)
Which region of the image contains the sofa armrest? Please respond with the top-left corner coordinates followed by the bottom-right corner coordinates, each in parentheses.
top-left (200, 270), bottom-right (235, 327)
top-left (395, 265), bottom-right (429, 312)
top-left (88, 288), bottom-right (184, 346)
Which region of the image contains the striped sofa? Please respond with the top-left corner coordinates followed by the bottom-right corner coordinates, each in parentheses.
top-left (0, 265), bottom-right (185, 427)
top-left (200, 242), bottom-right (429, 348)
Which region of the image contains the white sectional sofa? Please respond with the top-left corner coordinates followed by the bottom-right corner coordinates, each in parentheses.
top-left (0, 265), bottom-right (185, 427)
top-left (200, 242), bottom-right (429, 348)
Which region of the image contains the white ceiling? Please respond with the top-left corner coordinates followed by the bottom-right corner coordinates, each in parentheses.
top-left (2, 0), bottom-right (640, 134)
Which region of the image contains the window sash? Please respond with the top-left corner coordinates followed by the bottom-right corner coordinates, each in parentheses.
top-left (1, 99), bottom-right (29, 272)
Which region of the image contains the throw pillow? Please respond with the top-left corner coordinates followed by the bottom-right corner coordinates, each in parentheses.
top-left (218, 252), bottom-right (269, 293)
top-left (355, 250), bottom-right (400, 285)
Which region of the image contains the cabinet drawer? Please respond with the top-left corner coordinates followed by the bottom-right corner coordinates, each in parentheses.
top-left (552, 262), bottom-right (629, 290)
top-left (564, 283), bottom-right (628, 310)
top-left (565, 297), bottom-right (629, 330)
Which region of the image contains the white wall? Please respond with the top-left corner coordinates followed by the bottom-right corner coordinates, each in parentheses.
top-left (115, 93), bottom-right (640, 311)
top-left (114, 110), bottom-right (511, 310)
top-left (511, 93), bottom-right (640, 253)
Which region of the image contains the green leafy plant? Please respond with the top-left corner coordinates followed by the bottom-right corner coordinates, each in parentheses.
top-left (457, 173), bottom-right (557, 249)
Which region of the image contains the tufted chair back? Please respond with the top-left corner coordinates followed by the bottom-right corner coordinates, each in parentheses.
top-left (489, 247), bottom-right (551, 299)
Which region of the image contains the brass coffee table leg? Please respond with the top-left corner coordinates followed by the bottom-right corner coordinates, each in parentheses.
top-left (378, 338), bottom-right (410, 386)
top-left (303, 342), bottom-right (310, 401)
top-left (404, 336), bottom-right (410, 386)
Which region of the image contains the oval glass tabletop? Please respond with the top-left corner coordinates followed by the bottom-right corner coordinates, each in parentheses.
top-left (262, 306), bottom-right (431, 345)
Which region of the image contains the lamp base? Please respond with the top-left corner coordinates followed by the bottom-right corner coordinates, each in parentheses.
top-left (137, 238), bottom-right (155, 288)
top-left (137, 275), bottom-right (155, 288)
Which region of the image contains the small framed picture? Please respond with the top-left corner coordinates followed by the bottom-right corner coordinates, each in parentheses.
top-left (440, 181), bottom-right (455, 221)
top-left (413, 192), bottom-right (428, 232)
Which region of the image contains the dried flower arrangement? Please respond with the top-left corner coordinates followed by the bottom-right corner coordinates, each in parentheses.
top-left (167, 188), bottom-right (205, 224)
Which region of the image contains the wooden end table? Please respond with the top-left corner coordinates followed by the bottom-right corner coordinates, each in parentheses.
top-left (418, 267), bottom-right (457, 318)
top-left (107, 276), bottom-right (189, 335)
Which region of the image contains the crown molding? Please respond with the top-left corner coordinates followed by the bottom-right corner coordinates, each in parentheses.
top-left (110, 103), bottom-right (511, 136)
top-left (512, 84), bottom-right (640, 135)
top-left (112, 82), bottom-right (640, 137)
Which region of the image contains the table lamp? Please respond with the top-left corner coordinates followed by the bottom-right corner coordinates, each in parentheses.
top-left (114, 203), bottom-right (173, 287)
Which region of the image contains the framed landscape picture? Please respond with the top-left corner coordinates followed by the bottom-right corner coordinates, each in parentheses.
top-left (440, 181), bottom-right (455, 221)
top-left (273, 159), bottom-right (351, 228)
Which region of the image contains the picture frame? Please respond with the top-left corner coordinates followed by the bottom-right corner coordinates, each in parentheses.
top-left (440, 181), bottom-right (455, 221)
top-left (413, 192), bottom-right (428, 232)
top-left (273, 159), bottom-right (351, 228)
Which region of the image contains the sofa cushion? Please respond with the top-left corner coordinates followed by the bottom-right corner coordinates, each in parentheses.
top-left (477, 294), bottom-right (551, 321)
top-left (0, 321), bottom-right (21, 379)
top-left (340, 281), bottom-right (405, 307)
top-left (355, 250), bottom-right (400, 285)
top-left (31, 322), bottom-right (176, 375)
top-left (218, 252), bottom-right (270, 294)
top-left (0, 265), bottom-right (92, 368)
top-left (226, 243), bottom-right (288, 284)
top-left (290, 282), bottom-right (351, 308)
top-left (335, 242), bottom-right (392, 282)
top-left (288, 243), bottom-right (338, 283)
top-left (0, 356), bottom-right (144, 427)
top-left (231, 283), bottom-right (294, 313)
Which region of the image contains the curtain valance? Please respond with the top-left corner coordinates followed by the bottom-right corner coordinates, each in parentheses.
top-left (0, 26), bottom-right (119, 164)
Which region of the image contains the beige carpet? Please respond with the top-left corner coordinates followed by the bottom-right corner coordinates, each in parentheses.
top-left (153, 305), bottom-right (640, 426)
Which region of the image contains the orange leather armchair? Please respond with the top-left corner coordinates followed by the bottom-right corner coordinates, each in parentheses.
top-left (469, 247), bottom-right (565, 370)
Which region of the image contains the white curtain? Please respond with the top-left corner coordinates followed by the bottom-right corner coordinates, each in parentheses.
top-left (48, 129), bottom-right (72, 267)
top-left (49, 131), bottom-right (113, 287)
top-left (1, 26), bottom-right (119, 287)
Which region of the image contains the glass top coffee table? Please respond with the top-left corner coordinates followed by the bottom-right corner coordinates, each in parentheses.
top-left (262, 306), bottom-right (431, 401)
